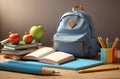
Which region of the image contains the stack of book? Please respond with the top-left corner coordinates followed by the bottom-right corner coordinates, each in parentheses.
top-left (0, 40), bottom-right (42, 59)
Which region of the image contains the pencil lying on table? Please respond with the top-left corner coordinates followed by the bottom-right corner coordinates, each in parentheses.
top-left (78, 65), bottom-right (119, 73)
top-left (0, 62), bottom-right (60, 75)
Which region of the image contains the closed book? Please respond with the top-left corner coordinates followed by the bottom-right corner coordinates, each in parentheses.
top-left (1, 48), bottom-right (37, 55)
top-left (4, 41), bottom-right (42, 50)
top-left (8, 58), bottom-right (105, 70)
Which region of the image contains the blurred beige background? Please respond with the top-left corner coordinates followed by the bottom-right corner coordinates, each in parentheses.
top-left (0, 0), bottom-right (120, 48)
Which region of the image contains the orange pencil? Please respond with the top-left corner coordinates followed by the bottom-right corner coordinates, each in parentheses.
top-left (112, 37), bottom-right (119, 48)
top-left (98, 36), bottom-right (106, 48)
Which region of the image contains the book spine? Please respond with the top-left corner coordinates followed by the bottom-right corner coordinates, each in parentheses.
top-left (15, 44), bottom-right (38, 49)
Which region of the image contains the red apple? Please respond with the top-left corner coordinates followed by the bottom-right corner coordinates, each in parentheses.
top-left (8, 32), bottom-right (21, 44)
top-left (23, 34), bottom-right (33, 44)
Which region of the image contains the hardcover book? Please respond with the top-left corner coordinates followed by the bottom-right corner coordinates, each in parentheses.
top-left (3, 41), bottom-right (42, 50)
top-left (1, 48), bottom-right (37, 56)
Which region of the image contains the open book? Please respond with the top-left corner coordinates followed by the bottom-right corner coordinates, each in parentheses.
top-left (23, 47), bottom-right (75, 65)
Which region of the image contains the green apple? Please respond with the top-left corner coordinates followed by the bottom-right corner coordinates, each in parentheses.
top-left (29, 25), bottom-right (44, 42)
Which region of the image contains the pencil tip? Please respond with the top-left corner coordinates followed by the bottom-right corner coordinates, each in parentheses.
top-left (53, 71), bottom-right (60, 73)
top-left (116, 67), bottom-right (120, 70)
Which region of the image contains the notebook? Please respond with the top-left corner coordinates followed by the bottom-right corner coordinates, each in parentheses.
top-left (8, 58), bottom-right (105, 70)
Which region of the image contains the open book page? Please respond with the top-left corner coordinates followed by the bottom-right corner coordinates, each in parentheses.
top-left (39, 51), bottom-right (75, 65)
top-left (23, 47), bottom-right (55, 60)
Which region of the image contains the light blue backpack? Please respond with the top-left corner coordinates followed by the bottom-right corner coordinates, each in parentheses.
top-left (54, 5), bottom-right (99, 58)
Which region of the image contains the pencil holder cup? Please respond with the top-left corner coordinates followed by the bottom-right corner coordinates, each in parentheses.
top-left (100, 48), bottom-right (118, 64)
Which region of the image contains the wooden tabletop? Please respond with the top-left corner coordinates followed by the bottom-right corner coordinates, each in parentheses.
top-left (0, 52), bottom-right (120, 79)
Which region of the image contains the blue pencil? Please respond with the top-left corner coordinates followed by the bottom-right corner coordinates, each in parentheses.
top-left (0, 62), bottom-right (59, 75)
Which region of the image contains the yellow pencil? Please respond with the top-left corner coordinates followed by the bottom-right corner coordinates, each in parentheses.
top-left (78, 66), bottom-right (119, 73)
top-left (98, 36), bottom-right (106, 48)
top-left (112, 37), bottom-right (119, 48)
top-left (106, 37), bottom-right (109, 48)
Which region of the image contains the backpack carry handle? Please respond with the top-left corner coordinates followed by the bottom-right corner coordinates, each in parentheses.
top-left (72, 5), bottom-right (84, 11)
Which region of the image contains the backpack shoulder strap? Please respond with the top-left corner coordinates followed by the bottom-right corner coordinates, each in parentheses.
top-left (81, 12), bottom-right (96, 38)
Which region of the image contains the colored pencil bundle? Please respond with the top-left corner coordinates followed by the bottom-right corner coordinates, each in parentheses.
top-left (98, 36), bottom-right (119, 48)
top-left (98, 36), bottom-right (119, 64)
